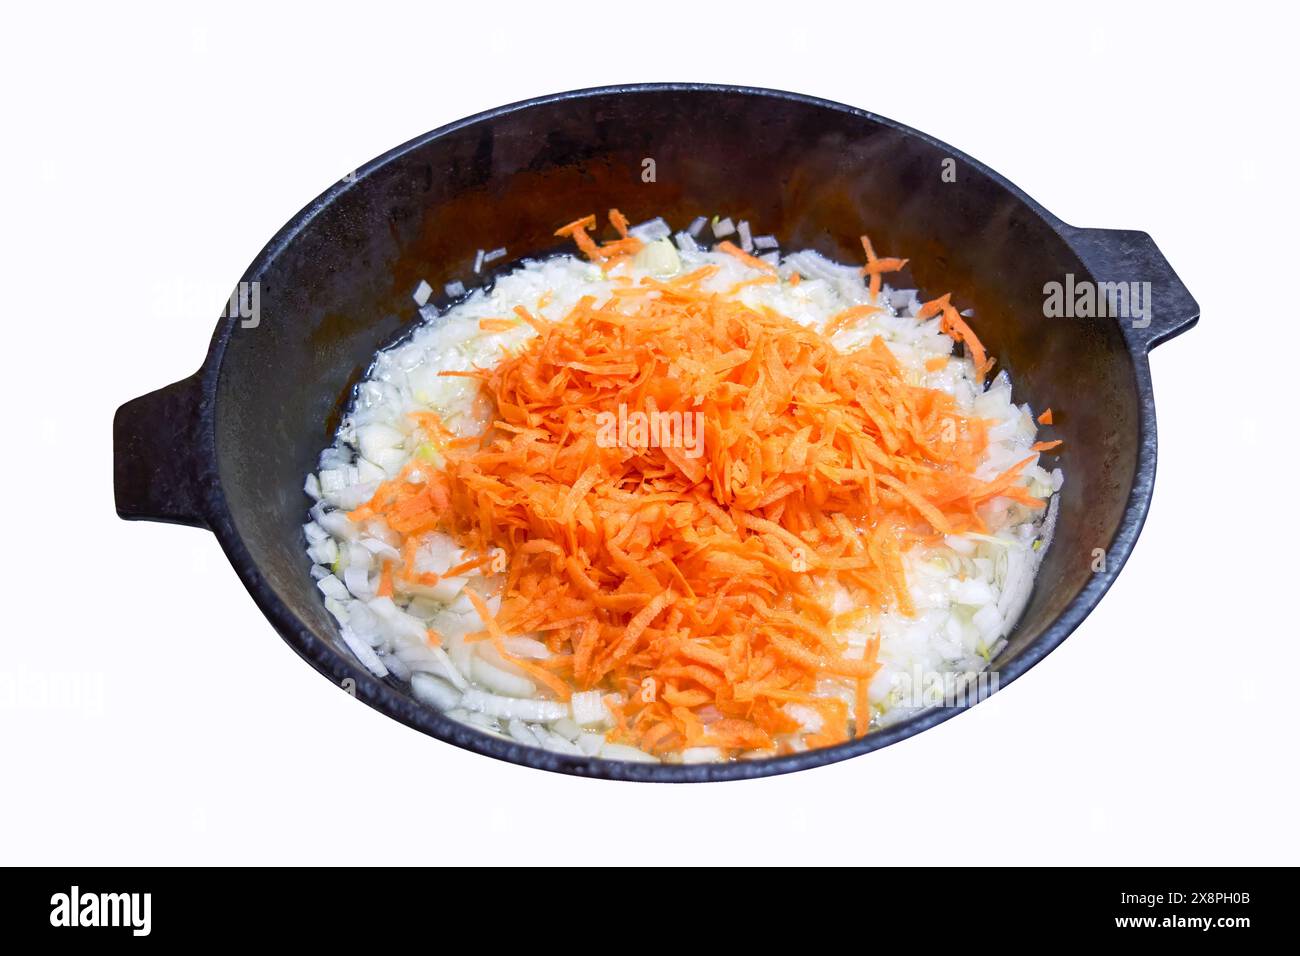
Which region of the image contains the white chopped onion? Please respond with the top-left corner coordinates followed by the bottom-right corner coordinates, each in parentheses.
top-left (681, 747), bottom-right (724, 763)
top-left (344, 565), bottom-right (373, 601)
top-left (460, 688), bottom-right (567, 722)
top-left (307, 538), bottom-right (338, 566)
top-left (500, 635), bottom-right (551, 659)
top-left (316, 574), bottom-right (349, 602)
top-left (507, 719), bottom-right (540, 746)
top-left (411, 672), bottom-right (460, 710)
top-left (599, 743), bottom-right (657, 763)
top-left (570, 690), bottom-right (608, 727)
top-left (340, 627), bottom-right (387, 677)
top-left (425, 647), bottom-right (469, 689)
top-left (632, 238), bottom-right (681, 276)
top-left (628, 217), bottom-right (671, 242)
top-left (471, 656), bottom-right (536, 698)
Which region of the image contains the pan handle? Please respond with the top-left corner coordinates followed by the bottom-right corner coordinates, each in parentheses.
top-left (1063, 226), bottom-right (1199, 351)
top-left (113, 372), bottom-right (211, 529)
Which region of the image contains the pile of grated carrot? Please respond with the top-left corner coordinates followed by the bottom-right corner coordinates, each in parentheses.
top-left (350, 213), bottom-right (1045, 757)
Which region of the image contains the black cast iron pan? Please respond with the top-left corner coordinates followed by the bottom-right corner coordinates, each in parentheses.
top-left (114, 84), bottom-right (1198, 781)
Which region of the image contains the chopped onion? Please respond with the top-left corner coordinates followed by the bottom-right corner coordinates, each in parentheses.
top-left (682, 747), bottom-right (724, 763)
top-left (367, 596), bottom-right (426, 643)
top-left (460, 688), bottom-right (567, 722)
top-left (507, 719), bottom-right (540, 746)
top-left (599, 742), bottom-right (657, 763)
top-left (343, 565), bottom-right (373, 601)
top-left (500, 635), bottom-right (550, 659)
top-left (316, 507), bottom-right (357, 541)
top-left (359, 536), bottom-right (400, 560)
top-left (411, 672), bottom-right (460, 710)
top-left (316, 574), bottom-right (349, 602)
top-left (570, 690), bottom-right (608, 727)
top-left (471, 656), bottom-right (536, 698)
top-left (340, 626), bottom-right (387, 677)
top-left (628, 217), bottom-right (671, 242)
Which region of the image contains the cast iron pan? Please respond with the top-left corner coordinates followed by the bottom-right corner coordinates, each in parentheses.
top-left (114, 84), bottom-right (1198, 781)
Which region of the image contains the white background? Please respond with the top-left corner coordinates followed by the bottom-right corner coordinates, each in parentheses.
top-left (3, 1), bottom-right (1295, 865)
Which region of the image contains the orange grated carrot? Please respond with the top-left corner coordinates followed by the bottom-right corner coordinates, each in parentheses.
top-left (716, 240), bottom-right (777, 274)
top-left (554, 214), bottom-right (597, 238)
top-left (445, 554), bottom-right (493, 578)
top-left (609, 208), bottom-right (630, 238)
top-left (938, 302), bottom-right (989, 383)
top-left (555, 211), bottom-right (645, 264)
top-left (825, 304), bottom-right (883, 338)
top-left (350, 213), bottom-right (1045, 757)
top-left (860, 234), bottom-right (908, 300)
top-left (463, 588), bottom-right (504, 641)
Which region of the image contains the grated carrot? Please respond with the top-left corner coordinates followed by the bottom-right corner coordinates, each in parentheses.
top-left (609, 208), bottom-right (630, 238)
top-left (859, 234), bottom-right (908, 300)
top-left (352, 216), bottom-right (1047, 756)
top-left (554, 210), bottom-right (644, 265)
top-left (716, 240), bottom-right (777, 274)
top-left (825, 304), bottom-right (883, 338)
top-left (915, 292), bottom-right (991, 384)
